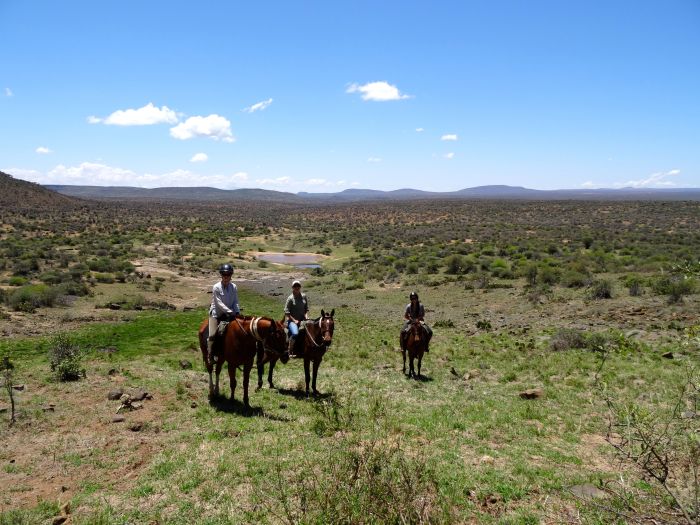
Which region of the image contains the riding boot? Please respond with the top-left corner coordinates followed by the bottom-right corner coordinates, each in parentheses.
top-left (288, 339), bottom-right (296, 358)
top-left (207, 337), bottom-right (217, 363)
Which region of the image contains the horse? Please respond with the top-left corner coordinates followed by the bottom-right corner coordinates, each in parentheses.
top-left (402, 319), bottom-right (427, 379)
top-left (257, 309), bottom-right (335, 398)
top-left (198, 316), bottom-right (288, 407)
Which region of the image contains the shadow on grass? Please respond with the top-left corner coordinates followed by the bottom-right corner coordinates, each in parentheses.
top-left (406, 374), bottom-right (433, 382)
top-left (208, 396), bottom-right (292, 421)
top-left (276, 387), bottom-right (335, 401)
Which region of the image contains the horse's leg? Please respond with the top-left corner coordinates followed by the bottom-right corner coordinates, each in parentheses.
top-left (228, 362), bottom-right (236, 402)
top-left (409, 354), bottom-right (415, 379)
top-left (243, 364), bottom-right (251, 408)
top-left (303, 357), bottom-right (311, 398)
top-left (402, 348), bottom-right (406, 376)
top-left (312, 357), bottom-right (321, 396)
top-left (256, 355), bottom-right (265, 391)
top-left (215, 360), bottom-right (223, 397)
top-left (268, 357), bottom-right (277, 389)
top-left (417, 352), bottom-right (423, 378)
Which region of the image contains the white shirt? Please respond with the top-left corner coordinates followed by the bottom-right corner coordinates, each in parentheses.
top-left (210, 281), bottom-right (240, 318)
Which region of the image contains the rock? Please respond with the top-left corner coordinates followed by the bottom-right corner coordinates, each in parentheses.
top-left (12, 384), bottom-right (25, 391)
top-left (179, 360), bottom-right (192, 370)
top-left (42, 404), bottom-right (55, 412)
top-left (480, 455), bottom-right (495, 465)
top-left (662, 352), bottom-right (674, 359)
top-left (108, 303), bottom-right (121, 310)
top-left (519, 388), bottom-right (544, 400)
top-left (107, 368), bottom-right (119, 376)
top-left (111, 415), bottom-right (125, 423)
top-left (681, 410), bottom-right (696, 419)
top-left (569, 483), bottom-right (607, 500)
top-left (183, 306), bottom-right (195, 312)
top-left (129, 422), bottom-right (143, 432)
top-left (130, 402), bottom-right (144, 410)
top-left (190, 401), bottom-right (197, 408)
top-left (60, 502), bottom-right (71, 515)
top-left (107, 389), bottom-right (124, 401)
top-left (128, 388), bottom-right (148, 401)
top-left (98, 347), bottom-right (118, 354)
top-left (51, 516), bottom-right (68, 525)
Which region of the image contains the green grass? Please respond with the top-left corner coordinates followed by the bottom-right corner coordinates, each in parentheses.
top-left (1, 286), bottom-right (698, 523)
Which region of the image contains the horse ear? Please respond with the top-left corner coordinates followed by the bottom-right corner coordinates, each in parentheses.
top-left (321, 309), bottom-right (325, 317)
top-left (330, 309), bottom-right (334, 317)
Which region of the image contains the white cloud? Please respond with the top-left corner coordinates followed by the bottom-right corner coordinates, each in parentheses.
top-left (4, 168), bottom-right (43, 182)
top-left (441, 134), bottom-right (458, 141)
top-left (36, 146), bottom-right (52, 154)
top-left (615, 169), bottom-right (681, 188)
top-left (231, 172), bottom-right (249, 183)
top-left (170, 114), bottom-right (235, 142)
top-left (415, 127), bottom-right (424, 132)
top-left (346, 81), bottom-right (410, 101)
top-left (190, 153), bottom-right (208, 163)
top-left (367, 157), bottom-right (382, 163)
top-left (243, 98), bottom-right (273, 113)
top-left (4, 88), bottom-right (12, 97)
top-left (444, 152), bottom-right (455, 159)
top-left (581, 181), bottom-right (596, 189)
top-left (255, 176), bottom-right (291, 187)
top-left (89, 103), bottom-right (178, 126)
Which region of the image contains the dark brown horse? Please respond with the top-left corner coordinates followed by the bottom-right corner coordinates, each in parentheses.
top-left (257, 309), bottom-right (335, 397)
top-left (402, 319), bottom-right (427, 378)
top-left (198, 316), bottom-right (288, 407)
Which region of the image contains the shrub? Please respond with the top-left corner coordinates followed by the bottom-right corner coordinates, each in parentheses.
top-left (623, 275), bottom-right (644, 297)
top-left (48, 334), bottom-right (84, 381)
top-left (589, 279), bottom-right (613, 299)
top-left (94, 272), bottom-right (115, 284)
top-left (8, 276), bottom-right (28, 286)
top-left (560, 270), bottom-right (589, 288)
top-left (652, 275), bottom-right (695, 304)
top-left (6, 284), bottom-right (61, 312)
top-left (550, 328), bottom-right (586, 351)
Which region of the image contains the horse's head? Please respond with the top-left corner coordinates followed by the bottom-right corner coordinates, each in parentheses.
top-left (264, 318), bottom-right (289, 363)
top-left (409, 319), bottom-right (423, 342)
top-left (318, 309), bottom-right (335, 347)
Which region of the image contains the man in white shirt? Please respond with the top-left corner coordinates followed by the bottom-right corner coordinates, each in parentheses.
top-left (207, 263), bottom-right (240, 362)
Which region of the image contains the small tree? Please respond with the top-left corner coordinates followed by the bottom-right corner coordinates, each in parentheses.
top-left (1, 356), bottom-right (16, 425)
top-left (48, 334), bottom-right (85, 381)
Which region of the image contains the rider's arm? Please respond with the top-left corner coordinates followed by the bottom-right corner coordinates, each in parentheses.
top-left (213, 284), bottom-right (234, 317)
top-left (230, 284), bottom-right (241, 316)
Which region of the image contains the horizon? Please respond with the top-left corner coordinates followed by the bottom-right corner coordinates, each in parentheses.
top-left (1, 2), bottom-right (699, 192)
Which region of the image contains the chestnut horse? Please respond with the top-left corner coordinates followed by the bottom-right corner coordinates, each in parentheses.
top-left (257, 309), bottom-right (335, 398)
top-left (402, 319), bottom-right (427, 378)
top-left (198, 316), bottom-right (288, 407)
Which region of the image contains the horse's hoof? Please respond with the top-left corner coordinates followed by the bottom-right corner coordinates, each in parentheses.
top-left (269, 383), bottom-right (275, 390)
top-left (312, 390), bottom-right (320, 397)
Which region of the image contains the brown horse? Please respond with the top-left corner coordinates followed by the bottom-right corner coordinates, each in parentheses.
top-left (257, 309), bottom-right (335, 398)
top-left (402, 319), bottom-right (427, 379)
top-left (198, 316), bottom-right (288, 407)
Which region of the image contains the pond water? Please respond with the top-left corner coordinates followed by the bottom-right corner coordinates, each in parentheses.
top-left (257, 253), bottom-right (321, 269)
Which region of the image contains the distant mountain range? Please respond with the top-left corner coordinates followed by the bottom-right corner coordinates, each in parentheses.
top-left (45, 183), bottom-right (700, 202)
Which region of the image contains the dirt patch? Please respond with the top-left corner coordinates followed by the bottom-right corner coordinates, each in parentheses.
top-left (0, 364), bottom-right (178, 511)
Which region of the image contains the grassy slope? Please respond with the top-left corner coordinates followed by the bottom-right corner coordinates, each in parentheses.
top-left (0, 288), bottom-right (696, 524)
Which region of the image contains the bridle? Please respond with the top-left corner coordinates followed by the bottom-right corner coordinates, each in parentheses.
top-left (305, 315), bottom-right (334, 349)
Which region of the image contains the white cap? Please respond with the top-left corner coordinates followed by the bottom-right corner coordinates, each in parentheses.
top-left (292, 280), bottom-right (302, 287)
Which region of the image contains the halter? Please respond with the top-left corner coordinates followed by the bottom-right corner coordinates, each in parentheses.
top-left (305, 316), bottom-right (334, 348)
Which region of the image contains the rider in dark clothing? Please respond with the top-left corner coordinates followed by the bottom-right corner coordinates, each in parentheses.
top-left (401, 291), bottom-right (433, 352)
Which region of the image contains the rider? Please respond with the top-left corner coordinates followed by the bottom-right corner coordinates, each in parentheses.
top-left (284, 279), bottom-right (309, 357)
top-left (401, 291), bottom-right (433, 352)
top-left (207, 263), bottom-right (240, 363)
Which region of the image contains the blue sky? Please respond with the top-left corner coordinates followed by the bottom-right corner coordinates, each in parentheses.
top-left (1, 1), bottom-right (698, 192)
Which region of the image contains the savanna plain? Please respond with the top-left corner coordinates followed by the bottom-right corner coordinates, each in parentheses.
top-left (1, 187), bottom-right (699, 524)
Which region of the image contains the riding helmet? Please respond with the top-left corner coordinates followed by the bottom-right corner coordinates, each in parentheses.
top-left (219, 263), bottom-right (234, 276)
top-left (409, 291), bottom-right (419, 300)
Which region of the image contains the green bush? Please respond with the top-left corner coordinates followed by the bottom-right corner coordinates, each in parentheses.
top-left (653, 275), bottom-right (695, 303)
top-left (6, 284), bottom-right (61, 312)
top-left (48, 334), bottom-right (84, 381)
top-left (8, 276), bottom-right (28, 286)
top-left (589, 279), bottom-right (613, 299)
top-left (94, 272), bottom-right (115, 284)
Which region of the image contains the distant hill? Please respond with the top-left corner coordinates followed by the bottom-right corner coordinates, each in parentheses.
top-left (42, 182), bottom-right (700, 202)
top-left (0, 171), bottom-right (80, 209)
top-left (46, 184), bottom-right (301, 202)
